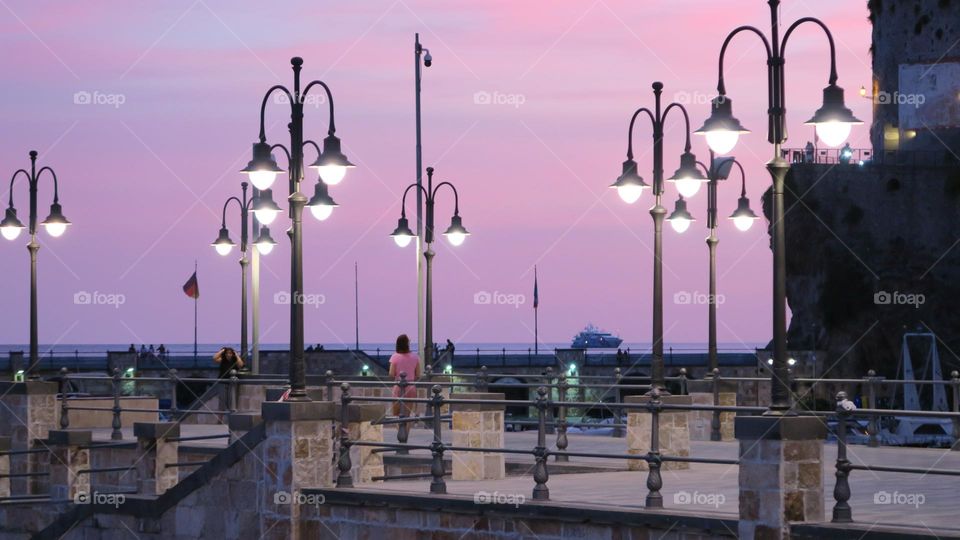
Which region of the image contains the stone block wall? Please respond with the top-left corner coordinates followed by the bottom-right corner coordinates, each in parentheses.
top-left (450, 393), bottom-right (505, 481)
top-left (688, 392), bottom-right (736, 441)
top-left (626, 395), bottom-right (691, 472)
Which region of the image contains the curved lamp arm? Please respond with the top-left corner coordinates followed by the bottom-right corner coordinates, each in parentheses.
top-left (221, 196), bottom-right (243, 228)
top-left (695, 161), bottom-right (711, 177)
top-left (258, 85), bottom-right (295, 143)
top-left (782, 17), bottom-right (838, 85)
top-left (269, 143), bottom-right (292, 166)
top-left (399, 183), bottom-right (429, 218)
top-left (36, 167), bottom-right (61, 203)
top-left (433, 181), bottom-right (461, 215)
top-left (626, 107), bottom-right (656, 160)
top-left (302, 140), bottom-right (322, 162)
top-left (6, 169), bottom-right (30, 207)
top-left (730, 159), bottom-right (748, 197)
top-left (716, 25), bottom-right (773, 95)
top-left (662, 102), bottom-right (694, 152)
top-left (302, 80), bottom-right (337, 136)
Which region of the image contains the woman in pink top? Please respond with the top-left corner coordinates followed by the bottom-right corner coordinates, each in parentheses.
top-left (389, 334), bottom-right (421, 416)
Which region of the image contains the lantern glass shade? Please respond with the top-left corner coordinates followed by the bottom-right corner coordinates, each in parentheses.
top-left (0, 207), bottom-right (24, 240)
top-left (254, 227), bottom-right (277, 255)
top-left (41, 203), bottom-right (70, 238)
top-left (610, 159), bottom-right (648, 204)
top-left (729, 196), bottom-right (759, 232)
top-left (241, 142), bottom-right (285, 190)
top-left (306, 182), bottom-right (338, 221)
top-left (443, 215), bottom-right (469, 247)
top-left (212, 227), bottom-right (235, 256)
top-left (390, 217), bottom-right (415, 248)
top-left (252, 189), bottom-right (282, 225)
top-left (667, 152), bottom-right (707, 199)
top-left (805, 84), bottom-right (863, 148)
top-left (695, 96), bottom-right (750, 154)
top-left (310, 134), bottom-right (355, 186)
top-left (666, 198), bottom-right (695, 234)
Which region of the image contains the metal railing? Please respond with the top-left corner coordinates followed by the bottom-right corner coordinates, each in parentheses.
top-left (782, 147), bottom-right (958, 167)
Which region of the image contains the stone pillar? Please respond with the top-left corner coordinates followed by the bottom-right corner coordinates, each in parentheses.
top-left (625, 394), bottom-right (691, 471)
top-left (451, 392), bottom-right (505, 480)
top-left (335, 403), bottom-right (385, 484)
top-left (0, 436), bottom-right (10, 498)
top-left (47, 430), bottom-right (91, 503)
top-left (687, 378), bottom-right (736, 441)
top-left (736, 416), bottom-right (827, 539)
top-left (134, 422), bottom-right (180, 495)
top-left (228, 412), bottom-right (262, 443)
top-left (259, 400), bottom-right (336, 540)
top-left (0, 381), bottom-right (59, 495)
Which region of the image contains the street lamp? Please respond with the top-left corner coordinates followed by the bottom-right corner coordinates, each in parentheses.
top-left (243, 57), bottom-right (354, 401)
top-left (1, 150), bottom-right (70, 377)
top-left (212, 182), bottom-right (275, 361)
top-left (611, 81), bottom-right (706, 392)
top-left (696, 0), bottom-right (861, 413)
top-left (391, 166), bottom-right (468, 366)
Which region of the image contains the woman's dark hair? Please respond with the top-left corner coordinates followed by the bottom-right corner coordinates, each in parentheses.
top-left (395, 334), bottom-right (411, 354)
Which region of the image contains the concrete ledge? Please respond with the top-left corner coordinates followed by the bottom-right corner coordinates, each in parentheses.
top-left (0, 436), bottom-right (10, 452)
top-left (734, 415), bottom-right (827, 440)
top-left (791, 522), bottom-right (960, 539)
top-left (227, 412), bottom-right (262, 432)
top-left (450, 392), bottom-right (505, 412)
top-left (0, 381), bottom-right (58, 395)
top-left (47, 430), bottom-right (92, 446)
top-left (133, 422), bottom-right (180, 440)
top-left (264, 387), bottom-right (326, 402)
top-left (685, 379), bottom-right (738, 393)
top-left (303, 487), bottom-right (737, 537)
top-left (334, 403), bottom-right (384, 423)
top-left (261, 400), bottom-right (335, 421)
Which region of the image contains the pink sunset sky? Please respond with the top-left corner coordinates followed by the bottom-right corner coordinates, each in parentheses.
top-left (0, 0), bottom-right (873, 349)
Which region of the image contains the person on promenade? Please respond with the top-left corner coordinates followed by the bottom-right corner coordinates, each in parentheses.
top-left (214, 347), bottom-right (244, 379)
top-left (389, 334), bottom-right (420, 417)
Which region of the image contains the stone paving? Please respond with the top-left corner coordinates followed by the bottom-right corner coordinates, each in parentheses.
top-left (88, 423), bottom-right (960, 531)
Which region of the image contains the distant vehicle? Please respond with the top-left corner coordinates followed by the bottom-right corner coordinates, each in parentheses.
top-left (883, 416), bottom-right (954, 448)
top-left (571, 324), bottom-right (623, 349)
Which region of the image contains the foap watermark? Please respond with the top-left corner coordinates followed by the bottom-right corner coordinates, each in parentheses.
top-left (673, 490), bottom-right (726, 508)
top-left (474, 290), bottom-right (525, 308)
top-left (473, 90), bottom-right (526, 108)
top-left (874, 290), bottom-right (924, 309)
top-left (73, 90), bottom-right (126, 108)
top-left (673, 291), bottom-right (724, 306)
top-left (274, 291), bottom-right (325, 309)
top-left (74, 291), bottom-right (126, 309)
top-left (74, 491), bottom-right (126, 508)
top-left (875, 91), bottom-right (925, 108)
top-left (474, 490), bottom-right (526, 508)
top-left (673, 91), bottom-right (723, 106)
top-left (273, 92), bottom-right (326, 108)
top-left (273, 490), bottom-right (326, 506)
top-left (873, 490), bottom-right (925, 508)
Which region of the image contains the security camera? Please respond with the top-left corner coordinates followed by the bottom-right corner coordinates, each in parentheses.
top-left (423, 50), bottom-right (432, 67)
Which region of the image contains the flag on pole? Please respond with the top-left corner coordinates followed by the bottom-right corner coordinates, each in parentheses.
top-left (182, 271), bottom-right (199, 299)
top-left (533, 266), bottom-right (539, 309)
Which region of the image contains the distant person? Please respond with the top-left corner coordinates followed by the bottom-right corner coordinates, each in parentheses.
top-left (214, 347), bottom-right (244, 379)
top-left (389, 334), bottom-right (421, 417)
top-left (139, 345), bottom-right (147, 357)
top-left (149, 344), bottom-right (155, 354)
top-left (157, 344), bottom-right (166, 358)
top-left (306, 345), bottom-right (314, 352)
top-left (128, 344), bottom-right (136, 354)
top-left (804, 141), bottom-right (815, 163)
top-left (839, 142), bottom-right (853, 164)
top-left (446, 339), bottom-right (455, 355)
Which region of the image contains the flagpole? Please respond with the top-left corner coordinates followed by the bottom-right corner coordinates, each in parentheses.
top-left (193, 260), bottom-right (198, 366)
top-left (534, 265), bottom-right (539, 356)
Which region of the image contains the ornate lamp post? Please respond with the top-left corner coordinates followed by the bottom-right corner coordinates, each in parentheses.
top-left (211, 181), bottom-right (277, 361)
top-left (391, 166), bottom-right (468, 367)
top-left (241, 57), bottom-right (354, 401)
top-left (611, 82), bottom-right (707, 392)
top-left (1, 151), bottom-right (70, 378)
top-left (413, 33), bottom-right (433, 369)
top-left (696, 0), bottom-right (861, 413)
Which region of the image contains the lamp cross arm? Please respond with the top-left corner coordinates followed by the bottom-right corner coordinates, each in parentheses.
top-left (432, 181), bottom-right (462, 214)
top-left (36, 166), bottom-right (62, 202)
top-left (302, 80), bottom-right (337, 136)
top-left (662, 102), bottom-right (694, 152)
top-left (626, 107), bottom-right (656, 159)
top-left (717, 25), bottom-right (773, 95)
top-left (258, 85), bottom-right (295, 143)
top-left (6, 169), bottom-right (30, 206)
top-left (782, 17), bottom-right (838, 85)
top-left (400, 183), bottom-right (429, 217)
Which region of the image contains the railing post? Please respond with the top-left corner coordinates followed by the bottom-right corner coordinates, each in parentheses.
top-left (396, 372), bottom-right (410, 455)
top-left (645, 388), bottom-right (663, 508)
top-left (544, 367), bottom-right (555, 435)
top-left (532, 386), bottom-right (550, 500)
top-left (168, 369), bottom-right (178, 419)
top-left (336, 382), bottom-right (353, 488)
top-left (227, 369), bottom-right (239, 413)
top-left (59, 367), bottom-right (69, 429)
top-left (711, 368), bottom-right (722, 442)
top-left (325, 370), bottom-right (334, 401)
top-left (429, 385), bottom-right (446, 494)
top-left (832, 392), bottom-right (853, 523)
top-left (423, 363), bottom-right (433, 381)
top-left (555, 374), bottom-right (569, 462)
top-left (478, 365), bottom-right (489, 393)
top-left (111, 367), bottom-right (123, 440)
top-left (678, 368), bottom-right (688, 395)
top-left (612, 367), bottom-right (625, 438)
top-left (951, 371), bottom-right (959, 451)
top-left (865, 370), bottom-right (879, 447)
